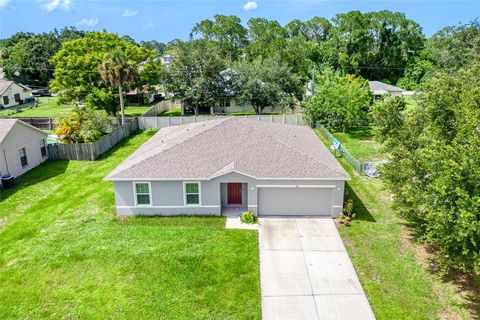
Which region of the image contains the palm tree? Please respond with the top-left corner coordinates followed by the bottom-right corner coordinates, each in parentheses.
top-left (99, 50), bottom-right (137, 125)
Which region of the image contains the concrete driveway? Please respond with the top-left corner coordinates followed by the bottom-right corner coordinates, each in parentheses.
top-left (259, 217), bottom-right (375, 320)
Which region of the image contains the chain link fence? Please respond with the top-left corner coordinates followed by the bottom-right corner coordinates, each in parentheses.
top-left (316, 122), bottom-right (364, 174)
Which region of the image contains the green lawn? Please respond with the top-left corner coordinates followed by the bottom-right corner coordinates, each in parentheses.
top-left (317, 134), bottom-right (473, 320)
top-left (0, 131), bottom-right (261, 319)
top-left (124, 105), bottom-right (152, 117)
top-left (0, 97), bottom-right (73, 117)
top-left (331, 127), bottom-right (385, 162)
top-left (158, 108), bottom-right (182, 116)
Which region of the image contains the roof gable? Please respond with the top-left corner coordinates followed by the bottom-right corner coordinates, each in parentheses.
top-left (0, 119), bottom-right (47, 146)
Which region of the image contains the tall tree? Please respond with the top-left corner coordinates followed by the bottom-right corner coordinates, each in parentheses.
top-left (98, 50), bottom-right (137, 125)
top-left (192, 15), bottom-right (247, 61)
top-left (50, 32), bottom-right (155, 110)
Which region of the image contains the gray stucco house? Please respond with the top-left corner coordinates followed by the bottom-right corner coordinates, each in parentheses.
top-left (106, 117), bottom-right (350, 217)
top-left (0, 119), bottom-right (48, 178)
top-left (368, 81), bottom-right (406, 98)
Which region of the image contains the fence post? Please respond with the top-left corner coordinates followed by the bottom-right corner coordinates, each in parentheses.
top-left (167, 116), bottom-right (171, 127)
top-left (283, 114), bottom-right (286, 124)
top-left (49, 118), bottom-right (53, 130)
top-left (295, 115), bottom-right (298, 126)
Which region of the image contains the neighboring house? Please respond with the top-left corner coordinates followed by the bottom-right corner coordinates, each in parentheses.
top-left (0, 80), bottom-right (33, 108)
top-left (106, 117), bottom-right (350, 217)
top-left (368, 81), bottom-right (406, 99)
top-left (159, 54), bottom-right (175, 66)
top-left (0, 119), bottom-right (48, 178)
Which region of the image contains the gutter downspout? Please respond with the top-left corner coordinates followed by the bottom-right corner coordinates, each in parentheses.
top-left (3, 149), bottom-right (9, 176)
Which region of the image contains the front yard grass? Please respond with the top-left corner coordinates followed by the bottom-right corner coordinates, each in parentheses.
top-left (158, 108), bottom-right (181, 116)
top-left (317, 133), bottom-right (473, 319)
top-left (0, 131), bottom-right (261, 319)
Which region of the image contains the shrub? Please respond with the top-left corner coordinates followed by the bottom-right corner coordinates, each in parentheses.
top-left (339, 199), bottom-right (355, 225)
top-left (240, 211), bottom-right (258, 224)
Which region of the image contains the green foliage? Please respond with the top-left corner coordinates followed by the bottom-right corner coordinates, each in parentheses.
top-left (50, 32), bottom-right (156, 105)
top-left (86, 87), bottom-right (120, 115)
top-left (339, 199), bottom-right (355, 225)
top-left (370, 96), bottom-right (406, 142)
top-left (55, 105), bottom-right (114, 143)
top-left (163, 40), bottom-right (226, 115)
top-left (240, 211), bottom-right (258, 224)
top-left (428, 21), bottom-right (480, 70)
top-left (302, 69), bottom-right (372, 131)
top-left (0, 27), bottom-right (85, 85)
top-left (234, 58), bottom-right (302, 114)
top-left (381, 64), bottom-right (480, 274)
top-left (397, 50), bottom-right (436, 90)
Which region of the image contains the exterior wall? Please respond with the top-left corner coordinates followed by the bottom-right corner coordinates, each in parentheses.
top-left (113, 172), bottom-right (345, 217)
top-left (1, 83), bottom-right (32, 108)
top-left (0, 123), bottom-right (48, 177)
top-left (212, 98), bottom-right (277, 114)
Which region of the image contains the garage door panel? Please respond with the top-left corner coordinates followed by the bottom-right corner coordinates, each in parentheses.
top-left (258, 187), bottom-right (332, 216)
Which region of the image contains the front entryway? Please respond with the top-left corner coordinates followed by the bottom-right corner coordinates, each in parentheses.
top-left (227, 183), bottom-right (242, 205)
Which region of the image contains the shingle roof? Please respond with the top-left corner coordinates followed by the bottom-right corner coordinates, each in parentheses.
top-left (368, 81), bottom-right (405, 94)
top-left (106, 118), bottom-right (350, 181)
top-left (0, 119), bottom-right (47, 145)
top-left (0, 80), bottom-right (13, 96)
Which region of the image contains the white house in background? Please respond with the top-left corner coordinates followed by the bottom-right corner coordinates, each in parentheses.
top-left (0, 119), bottom-right (48, 178)
top-left (159, 54), bottom-right (175, 66)
top-left (368, 81), bottom-right (406, 99)
top-left (105, 117), bottom-right (350, 217)
top-left (0, 80), bottom-right (33, 108)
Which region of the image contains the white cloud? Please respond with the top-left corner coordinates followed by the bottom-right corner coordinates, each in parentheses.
top-left (243, 1), bottom-right (257, 11)
top-left (143, 22), bottom-right (154, 30)
top-left (76, 17), bottom-right (99, 27)
top-left (42, 0), bottom-right (73, 11)
top-left (0, 0), bottom-right (9, 8)
top-left (122, 8), bottom-right (138, 17)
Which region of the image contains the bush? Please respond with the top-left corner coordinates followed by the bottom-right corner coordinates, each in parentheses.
top-left (240, 211), bottom-right (258, 224)
top-left (302, 68), bottom-right (372, 131)
top-left (339, 199), bottom-right (355, 225)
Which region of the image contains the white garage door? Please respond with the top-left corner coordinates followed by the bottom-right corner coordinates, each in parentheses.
top-left (258, 187), bottom-right (333, 216)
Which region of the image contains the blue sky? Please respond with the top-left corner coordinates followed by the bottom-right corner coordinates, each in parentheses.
top-left (0, 0), bottom-right (479, 42)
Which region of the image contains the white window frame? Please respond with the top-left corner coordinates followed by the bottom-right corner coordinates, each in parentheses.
top-left (19, 147), bottom-right (28, 168)
top-left (183, 181), bottom-right (201, 206)
top-left (39, 139), bottom-right (47, 157)
top-left (133, 182), bottom-right (152, 207)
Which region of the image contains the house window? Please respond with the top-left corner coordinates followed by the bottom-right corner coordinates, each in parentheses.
top-left (19, 147), bottom-right (28, 168)
top-left (14, 93), bottom-right (21, 102)
top-left (3, 96), bottom-right (8, 105)
top-left (134, 182), bottom-right (151, 206)
top-left (220, 98), bottom-right (231, 108)
top-left (40, 139), bottom-right (47, 157)
top-left (184, 182), bottom-right (200, 205)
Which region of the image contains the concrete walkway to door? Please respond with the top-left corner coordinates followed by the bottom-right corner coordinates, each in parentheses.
top-left (259, 217), bottom-right (375, 320)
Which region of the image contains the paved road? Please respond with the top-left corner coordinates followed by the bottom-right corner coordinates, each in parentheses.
top-left (259, 217), bottom-right (375, 320)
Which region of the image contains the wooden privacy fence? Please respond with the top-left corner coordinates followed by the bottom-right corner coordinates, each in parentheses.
top-left (142, 100), bottom-right (182, 116)
top-left (48, 118), bottom-right (139, 161)
top-left (2, 117), bottom-right (56, 130)
top-left (138, 114), bottom-right (304, 130)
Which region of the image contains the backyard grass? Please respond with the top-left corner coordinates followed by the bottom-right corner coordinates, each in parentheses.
top-left (0, 97), bottom-right (72, 117)
top-left (158, 108), bottom-right (181, 116)
top-left (0, 131), bottom-right (261, 319)
top-left (123, 105), bottom-right (152, 117)
top-left (317, 133), bottom-right (475, 320)
top-left (331, 126), bottom-right (385, 162)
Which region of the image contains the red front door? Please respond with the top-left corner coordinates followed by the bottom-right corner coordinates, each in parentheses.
top-left (227, 183), bottom-right (242, 205)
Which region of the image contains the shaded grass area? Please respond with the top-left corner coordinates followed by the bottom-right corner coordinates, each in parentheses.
top-left (0, 131), bottom-right (261, 319)
top-left (331, 126), bottom-right (384, 162)
top-left (0, 97), bottom-right (72, 117)
top-left (158, 108), bottom-right (182, 116)
top-left (123, 105), bottom-right (152, 117)
top-left (317, 133), bottom-right (473, 319)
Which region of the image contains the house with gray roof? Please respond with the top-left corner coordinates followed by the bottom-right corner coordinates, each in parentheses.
top-left (368, 81), bottom-right (406, 98)
top-left (0, 119), bottom-right (48, 179)
top-left (106, 117), bottom-right (349, 217)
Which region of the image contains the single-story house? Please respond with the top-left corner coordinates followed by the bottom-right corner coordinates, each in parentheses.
top-left (0, 80), bottom-right (33, 108)
top-left (0, 119), bottom-right (48, 178)
top-left (368, 81), bottom-right (406, 99)
top-left (106, 117), bottom-right (350, 217)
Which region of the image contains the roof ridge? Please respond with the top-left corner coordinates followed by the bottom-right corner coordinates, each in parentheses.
top-left (244, 120), bottom-right (347, 177)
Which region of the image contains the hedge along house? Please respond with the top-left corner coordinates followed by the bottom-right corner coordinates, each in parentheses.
top-left (105, 117), bottom-right (350, 217)
top-left (0, 119), bottom-right (48, 178)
